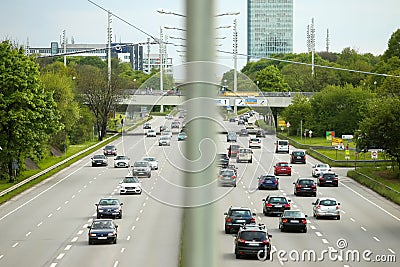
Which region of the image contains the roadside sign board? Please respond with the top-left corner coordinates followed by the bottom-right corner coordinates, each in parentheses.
top-left (371, 151), bottom-right (378, 159)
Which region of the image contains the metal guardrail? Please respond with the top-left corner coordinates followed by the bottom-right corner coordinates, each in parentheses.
top-left (0, 133), bottom-right (119, 197)
top-left (352, 171), bottom-right (400, 196)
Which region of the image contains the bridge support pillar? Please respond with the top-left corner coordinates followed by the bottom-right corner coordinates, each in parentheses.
top-left (160, 104), bottom-right (164, 113)
top-left (234, 104), bottom-right (237, 115)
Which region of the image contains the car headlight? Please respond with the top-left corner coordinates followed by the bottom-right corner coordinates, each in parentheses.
top-left (98, 209), bottom-right (104, 212)
top-left (89, 233), bottom-right (97, 237)
top-left (108, 231), bottom-right (117, 236)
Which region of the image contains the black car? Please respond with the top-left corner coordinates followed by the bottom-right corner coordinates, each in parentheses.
top-left (234, 224), bottom-right (272, 259)
top-left (262, 195), bottom-right (291, 216)
top-left (239, 128), bottom-right (249, 136)
top-left (96, 198), bottom-right (123, 219)
top-left (143, 123), bottom-right (151, 129)
top-left (224, 207), bottom-right (256, 234)
top-left (229, 117), bottom-right (236, 122)
top-left (91, 154), bottom-right (108, 167)
top-left (227, 144), bottom-right (240, 158)
top-left (279, 210), bottom-right (308, 233)
top-left (87, 219), bottom-right (118, 245)
top-left (160, 125), bottom-right (167, 132)
top-left (256, 130), bottom-right (266, 138)
top-left (290, 150), bottom-right (306, 164)
top-left (317, 172), bottom-right (339, 187)
top-left (257, 174), bottom-right (279, 190)
top-left (103, 145), bottom-right (117, 156)
top-left (218, 153), bottom-right (229, 168)
top-left (293, 178), bottom-right (317, 197)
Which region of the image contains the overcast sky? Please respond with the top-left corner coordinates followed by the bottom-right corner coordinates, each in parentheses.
top-left (1, 0), bottom-right (399, 69)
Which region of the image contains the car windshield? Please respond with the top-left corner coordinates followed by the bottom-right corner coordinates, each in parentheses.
top-left (250, 138), bottom-right (259, 142)
top-left (269, 197), bottom-right (288, 204)
top-left (277, 162), bottom-right (289, 167)
top-left (261, 175), bottom-right (276, 181)
top-left (283, 211), bottom-right (302, 218)
top-left (93, 155), bottom-right (105, 159)
top-left (240, 231), bottom-right (266, 241)
top-left (92, 220), bottom-right (114, 229)
top-left (299, 179), bottom-right (314, 185)
top-left (278, 141), bottom-right (288, 145)
top-left (239, 149), bottom-right (250, 153)
top-left (123, 177), bottom-right (139, 183)
top-left (231, 210), bottom-right (251, 217)
top-left (160, 136), bottom-right (169, 140)
top-left (323, 173), bottom-right (336, 179)
top-left (220, 170), bottom-right (234, 176)
top-left (134, 162), bottom-right (148, 167)
top-left (143, 157), bottom-right (155, 162)
top-left (317, 164), bottom-right (329, 168)
top-left (320, 199), bottom-right (337, 206)
top-left (99, 199), bottom-right (119, 206)
top-left (293, 151), bottom-right (304, 156)
top-left (105, 146), bottom-right (115, 150)
top-left (116, 156), bottom-right (127, 160)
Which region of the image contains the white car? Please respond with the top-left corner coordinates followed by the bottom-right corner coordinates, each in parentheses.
top-left (312, 163), bottom-right (331, 177)
top-left (249, 137), bottom-right (261, 148)
top-left (119, 175), bottom-right (142, 195)
top-left (159, 136), bottom-right (171, 146)
top-left (114, 155), bottom-right (130, 168)
top-left (165, 114), bottom-right (173, 120)
top-left (312, 197), bottom-right (340, 220)
top-left (162, 130), bottom-right (173, 138)
top-left (146, 129), bottom-right (157, 137)
top-left (142, 156), bottom-right (158, 170)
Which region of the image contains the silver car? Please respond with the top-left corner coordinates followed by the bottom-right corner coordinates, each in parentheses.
top-left (159, 136), bottom-right (171, 146)
top-left (132, 161), bottom-right (151, 178)
top-left (312, 197), bottom-right (340, 220)
top-left (312, 163), bottom-right (331, 177)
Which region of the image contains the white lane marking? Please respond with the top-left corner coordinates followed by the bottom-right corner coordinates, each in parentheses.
top-left (56, 253), bottom-right (65, 260)
top-left (361, 226), bottom-right (367, 231)
top-left (350, 217), bottom-right (355, 222)
top-left (71, 237), bottom-right (78, 242)
top-left (65, 245), bottom-right (72, 251)
top-left (77, 230), bottom-right (83, 235)
top-left (50, 263), bottom-right (57, 267)
top-left (143, 203), bottom-right (146, 207)
top-left (140, 209), bottom-right (143, 214)
top-left (26, 232), bottom-right (31, 237)
top-left (93, 177), bottom-right (97, 180)
top-left (127, 236), bottom-right (131, 241)
top-left (388, 248), bottom-right (395, 254)
top-left (341, 210), bottom-right (346, 214)
top-left (113, 261), bottom-right (119, 267)
top-left (250, 201), bottom-right (254, 205)
top-left (306, 220), bottom-right (311, 223)
top-left (131, 225), bottom-right (136, 231)
top-left (56, 207), bottom-right (61, 211)
top-left (83, 224), bottom-right (88, 228)
top-left (78, 189), bottom-right (82, 193)
top-left (48, 213), bottom-right (53, 218)
top-left (121, 248), bottom-right (125, 253)
top-left (136, 217), bottom-right (140, 222)
top-left (282, 192), bottom-right (287, 196)
top-left (315, 232), bottom-right (322, 237)
top-left (310, 225), bottom-right (316, 230)
top-left (373, 236), bottom-right (380, 242)
top-left (37, 222), bottom-right (43, 227)
top-left (322, 239), bottom-right (329, 244)
top-left (339, 182), bottom-right (400, 222)
top-left (12, 242), bottom-right (19, 248)
top-left (242, 185), bottom-right (246, 189)
top-left (0, 255), bottom-right (3, 259)
top-left (65, 200), bottom-right (69, 204)
top-left (247, 195), bottom-right (250, 199)
top-left (0, 162), bottom-right (87, 222)
top-left (87, 218), bottom-right (93, 223)
top-left (146, 196), bottom-right (149, 200)
top-left (257, 216), bottom-right (262, 221)
top-left (83, 185), bottom-right (87, 188)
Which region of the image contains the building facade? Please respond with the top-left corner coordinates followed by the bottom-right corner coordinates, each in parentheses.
top-left (247, 0), bottom-right (293, 62)
top-left (27, 42), bottom-right (173, 73)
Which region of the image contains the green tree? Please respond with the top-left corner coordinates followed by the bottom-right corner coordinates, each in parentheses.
top-left (281, 94), bottom-right (312, 135)
top-left (254, 65), bottom-right (290, 92)
top-left (0, 41), bottom-right (62, 181)
top-left (356, 97), bottom-right (400, 168)
top-left (382, 28), bottom-right (400, 60)
top-left (308, 84), bottom-right (375, 137)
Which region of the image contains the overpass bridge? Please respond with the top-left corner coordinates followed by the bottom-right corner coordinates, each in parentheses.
top-left (119, 91), bottom-right (314, 108)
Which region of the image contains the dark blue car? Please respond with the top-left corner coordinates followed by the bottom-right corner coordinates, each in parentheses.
top-left (258, 174), bottom-right (279, 190)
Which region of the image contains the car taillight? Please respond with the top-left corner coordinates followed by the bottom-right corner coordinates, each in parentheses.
top-left (266, 203), bottom-right (272, 207)
top-left (274, 180), bottom-right (278, 184)
top-left (311, 185), bottom-right (316, 189)
top-left (262, 239), bottom-right (270, 245)
top-left (218, 175), bottom-right (222, 179)
top-left (319, 177), bottom-right (324, 180)
top-left (226, 217), bottom-right (232, 222)
top-left (250, 217), bottom-right (256, 223)
top-left (317, 205), bottom-right (321, 209)
top-left (296, 184), bottom-right (302, 188)
top-left (284, 204), bottom-right (290, 208)
top-left (334, 177), bottom-right (338, 180)
top-left (282, 219), bottom-right (288, 223)
top-left (336, 205), bottom-right (340, 210)
top-left (301, 219), bottom-right (307, 224)
top-left (238, 238), bottom-right (246, 244)
top-left (232, 175), bottom-right (236, 179)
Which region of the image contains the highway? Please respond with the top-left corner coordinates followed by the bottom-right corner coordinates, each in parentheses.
top-left (0, 114), bottom-right (399, 266)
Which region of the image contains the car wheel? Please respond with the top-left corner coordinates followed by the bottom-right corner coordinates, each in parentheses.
top-left (225, 228), bottom-right (230, 234)
top-left (280, 226), bottom-right (284, 232)
top-left (235, 253), bottom-right (241, 259)
top-left (303, 227), bottom-right (307, 233)
top-left (249, 159), bottom-right (252, 163)
top-left (97, 214), bottom-right (100, 219)
top-left (113, 238), bottom-right (117, 244)
top-left (263, 210), bottom-right (267, 216)
top-left (88, 240), bottom-right (93, 245)
top-left (313, 193), bottom-right (317, 197)
top-left (337, 215), bottom-right (341, 220)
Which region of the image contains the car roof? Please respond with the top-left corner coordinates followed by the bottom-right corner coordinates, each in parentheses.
top-left (318, 197), bottom-right (337, 201)
top-left (230, 206), bottom-right (251, 211)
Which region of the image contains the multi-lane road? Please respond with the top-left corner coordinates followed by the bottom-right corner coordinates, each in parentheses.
top-left (0, 114), bottom-right (399, 266)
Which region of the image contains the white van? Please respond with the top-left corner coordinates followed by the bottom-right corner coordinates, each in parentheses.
top-left (275, 140), bottom-right (289, 153)
top-left (237, 148), bottom-right (253, 163)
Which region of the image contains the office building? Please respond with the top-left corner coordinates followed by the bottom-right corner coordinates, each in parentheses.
top-left (247, 0), bottom-right (293, 61)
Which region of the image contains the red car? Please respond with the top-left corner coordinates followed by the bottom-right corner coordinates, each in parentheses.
top-left (274, 162), bottom-right (292, 176)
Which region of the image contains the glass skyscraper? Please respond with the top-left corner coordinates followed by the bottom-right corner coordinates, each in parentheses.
top-left (247, 0), bottom-right (293, 62)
